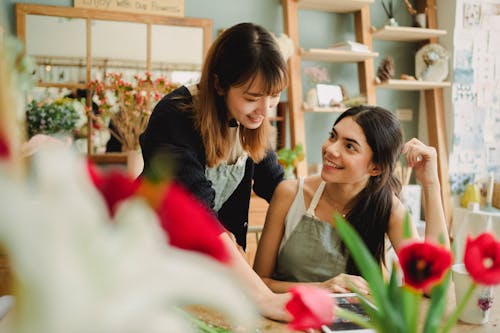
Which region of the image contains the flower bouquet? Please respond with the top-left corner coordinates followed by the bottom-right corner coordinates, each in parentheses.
top-left (89, 72), bottom-right (177, 151)
top-left (25, 98), bottom-right (86, 138)
top-left (285, 214), bottom-right (500, 332)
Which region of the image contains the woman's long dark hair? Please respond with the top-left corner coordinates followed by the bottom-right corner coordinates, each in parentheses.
top-left (336, 106), bottom-right (403, 274)
top-left (195, 22), bottom-right (288, 166)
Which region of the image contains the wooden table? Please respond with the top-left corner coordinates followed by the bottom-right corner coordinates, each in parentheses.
top-left (1, 287), bottom-right (498, 332)
top-left (187, 285), bottom-right (500, 332)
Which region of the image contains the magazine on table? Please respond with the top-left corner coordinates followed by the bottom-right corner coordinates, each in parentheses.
top-left (321, 293), bottom-right (375, 333)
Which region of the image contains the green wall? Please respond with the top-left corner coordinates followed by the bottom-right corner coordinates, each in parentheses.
top-left (1, 0), bottom-right (420, 165)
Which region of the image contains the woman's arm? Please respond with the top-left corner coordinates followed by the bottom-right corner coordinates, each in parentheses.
top-left (252, 150), bottom-right (284, 202)
top-left (253, 180), bottom-right (297, 293)
top-left (388, 138), bottom-right (450, 250)
top-left (219, 232), bottom-right (291, 322)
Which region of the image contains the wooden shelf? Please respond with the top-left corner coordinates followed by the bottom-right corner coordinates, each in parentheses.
top-left (268, 116), bottom-right (285, 121)
top-left (297, 0), bottom-right (374, 13)
top-left (89, 152), bottom-right (127, 164)
top-left (302, 104), bottom-right (347, 113)
top-left (372, 26), bottom-right (447, 41)
top-left (300, 48), bottom-right (378, 63)
top-left (35, 82), bottom-right (87, 89)
top-left (376, 79), bottom-right (451, 91)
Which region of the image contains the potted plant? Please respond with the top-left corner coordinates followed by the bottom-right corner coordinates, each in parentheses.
top-left (277, 144), bottom-right (304, 179)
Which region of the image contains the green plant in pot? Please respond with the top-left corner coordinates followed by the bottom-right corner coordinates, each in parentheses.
top-left (277, 143), bottom-right (304, 179)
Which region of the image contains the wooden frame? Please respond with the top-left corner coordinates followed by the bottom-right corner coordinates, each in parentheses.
top-left (15, 4), bottom-right (212, 163)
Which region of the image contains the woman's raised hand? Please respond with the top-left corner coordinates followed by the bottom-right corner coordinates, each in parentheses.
top-left (402, 138), bottom-right (439, 187)
top-left (321, 273), bottom-right (370, 294)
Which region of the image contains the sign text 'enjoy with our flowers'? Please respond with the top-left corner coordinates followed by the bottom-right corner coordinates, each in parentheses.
top-left (74, 0), bottom-right (184, 17)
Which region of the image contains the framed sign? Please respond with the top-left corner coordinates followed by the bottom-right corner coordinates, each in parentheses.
top-left (74, 0), bottom-right (184, 17)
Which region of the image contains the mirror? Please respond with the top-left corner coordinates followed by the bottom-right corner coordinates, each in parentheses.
top-left (90, 20), bottom-right (148, 81)
top-left (16, 4), bottom-right (212, 90)
top-left (16, 3), bottom-right (212, 158)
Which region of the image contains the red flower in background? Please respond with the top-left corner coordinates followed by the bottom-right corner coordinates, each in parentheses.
top-left (87, 162), bottom-right (228, 263)
top-left (464, 233), bottom-right (500, 285)
top-left (0, 134), bottom-right (9, 159)
top-left (156, 182), bottom-right (228, 263)
top-left (398, 241), bottom-right (452, 291)
top-left (285, 285), bottom-right (334, 331)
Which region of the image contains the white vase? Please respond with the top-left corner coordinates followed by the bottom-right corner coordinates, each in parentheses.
top-left (126, 150), bottom-right (144, 179)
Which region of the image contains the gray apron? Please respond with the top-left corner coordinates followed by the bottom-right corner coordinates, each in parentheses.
top-left (272, 181), bottom-right (348, 282)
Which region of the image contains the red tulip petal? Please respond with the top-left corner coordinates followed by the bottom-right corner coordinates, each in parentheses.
top-left (0, 134), bottom-right (10, 159)
top-left (87, 162), bottom-right (141, 216)
top-left (156, 182), bottom-right (229, 263)
top-left (464, 233), bottom-right (500, 286)
top-left (286, 285), bottom-right (334, 330)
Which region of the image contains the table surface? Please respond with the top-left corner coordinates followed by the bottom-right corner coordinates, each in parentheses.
top-left (187, 284), bottom-right (500, 332)
top-left (0, 287), bottom-right (498, 332)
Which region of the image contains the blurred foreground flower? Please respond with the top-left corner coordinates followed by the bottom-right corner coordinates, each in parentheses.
top-left (463, 233), bottom-right (500, 286)
top-left (0, 147), bottom-right (256, 333)
top-left (285, 285), bottom-right (334, 331)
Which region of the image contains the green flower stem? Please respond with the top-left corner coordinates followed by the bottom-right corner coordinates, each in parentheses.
top-left (335, 307), bottom-right (374, 330)
top-left (441, 282), bottom-right (477, 333)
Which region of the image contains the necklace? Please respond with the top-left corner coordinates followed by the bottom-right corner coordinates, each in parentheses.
top-left (323, 185), bottom-right (347, 218)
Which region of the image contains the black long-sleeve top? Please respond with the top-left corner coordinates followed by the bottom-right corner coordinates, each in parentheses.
top-left (140, 86), bottom-right (284, 249)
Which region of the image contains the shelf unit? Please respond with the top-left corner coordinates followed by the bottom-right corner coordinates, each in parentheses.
top-left (376, 79), bottom-right (451, 90)
top-left (296, 0), bottom-right (374, 13)
top-left (302, 105), bottom-right (347, 113)
top-left (282, 0), bottom-right (376, 176)
top-left (282, 0), bottom-right (452, 225)
top-left (371, 0), bottom-right (452, 226)
top-left (372, 26), bottom-right (446, 41)
top-left (300, 48), bottom-right (378, 62)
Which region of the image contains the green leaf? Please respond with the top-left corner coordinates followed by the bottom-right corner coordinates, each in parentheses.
top-left (334, 214), bottom-right (399, 329)
top-left (386, 264), bottom-right (406, 330)
top-left (402, 287), bottom-right (421, 333)
top-left (423, 271), bottom-right (450, 333)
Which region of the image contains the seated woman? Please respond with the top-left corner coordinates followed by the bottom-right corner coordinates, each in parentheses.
top-left (253, 105), bottom-right (450, 294)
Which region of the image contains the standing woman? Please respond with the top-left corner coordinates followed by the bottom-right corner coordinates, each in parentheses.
top-left (140, 23), bottom-right (290, 321)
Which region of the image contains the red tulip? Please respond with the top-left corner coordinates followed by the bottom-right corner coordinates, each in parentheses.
top-left (87, 162), bottom-right (141, 216)
top-left (0, 134), bottom-right (10, 159)
top-left (464, 233), bottom-right (500, 285)
top-left (398, 241), bottom-right (452, 291)
top-left (155, 182), bottom-right (229, 263)
top-left (286, 285), bottom-right (334, 330)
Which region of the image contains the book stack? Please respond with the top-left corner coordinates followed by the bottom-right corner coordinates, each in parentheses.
top-left (329, 41), bottom-right (370, 53)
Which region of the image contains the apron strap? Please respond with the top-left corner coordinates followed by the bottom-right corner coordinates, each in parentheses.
top-left (306, 181), bottom-right (326, 216)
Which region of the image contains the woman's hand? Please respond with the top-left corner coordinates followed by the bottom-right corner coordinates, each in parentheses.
top-left (402, 138), bottom-right (439, 187)
top-left (321, 273), bottom-right (370, 294)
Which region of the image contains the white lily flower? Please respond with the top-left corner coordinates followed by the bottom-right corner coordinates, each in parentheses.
top-left (0, 147), bottom-right (257, 333)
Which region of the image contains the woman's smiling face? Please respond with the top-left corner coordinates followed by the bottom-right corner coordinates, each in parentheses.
top-left (223, 72), bottom-right (281, 129)
top-left (321, 116), bottom-right (380, 186)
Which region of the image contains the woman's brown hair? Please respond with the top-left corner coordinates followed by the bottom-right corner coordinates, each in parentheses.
top-left (194, 22), bottom-right (288, 167)
top-left (335, 106), bottom-right (403, 274)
